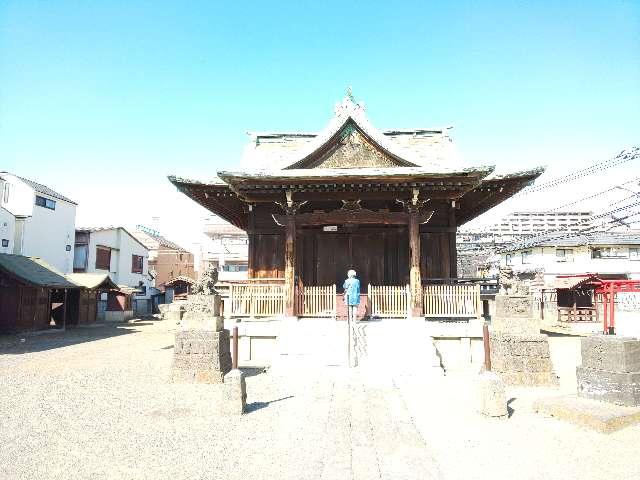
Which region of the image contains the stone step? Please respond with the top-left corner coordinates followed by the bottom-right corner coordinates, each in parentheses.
top-left (270, 318), bottom-right (350, 372)
top-left (354, 320), bottom-right (444, 378)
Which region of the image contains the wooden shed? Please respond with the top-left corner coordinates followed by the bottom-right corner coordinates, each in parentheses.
top-left (553, 274), bottom-right (602, 322)
top-left (0, 253), bottom-right (79, 333)
top-left (164, 275), bottom-right (195, 299)
top-left (65, 273), bottom-right (119, 326)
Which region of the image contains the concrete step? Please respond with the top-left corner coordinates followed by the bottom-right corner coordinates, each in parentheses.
top-left (270, 318), bottom-right (350, 373)
top-left (354, 319), bottom-right (444, 379)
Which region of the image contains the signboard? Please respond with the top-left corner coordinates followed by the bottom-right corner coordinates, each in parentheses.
top-left (323, 225), bottom-right (338, 232)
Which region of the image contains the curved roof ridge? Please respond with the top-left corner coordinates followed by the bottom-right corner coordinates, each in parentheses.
top-left (280, 97), bottom-right (432, 169)
top-left (240, 96), bottom-right (463, 170)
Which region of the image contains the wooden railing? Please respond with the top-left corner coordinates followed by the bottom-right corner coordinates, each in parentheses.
top-left (369, 284), bottom-right (410, 318)
top-left (558, 307), bottom-right (598, 323)
top-left (296, 285), bottom-right (336, 317)
top-left (228, 283), bottom-right (285, 318)
top-left (423, 284), bottom-right (481, 318)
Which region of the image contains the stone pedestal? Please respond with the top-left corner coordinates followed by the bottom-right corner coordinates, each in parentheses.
top-left (220, 369), bottom-right (247, 415)
top-left (490, 333), bottom-right (557, 386)
top-left (477, 371), bottom-right (508, 417)
top-left (491, 295), bottom-right (539, 335)
top-left (577, 336), bottom-right (640, 407)
top-left (489, 295), bottom-right (555, 386)
top-left (171, 294), bottom-right (231, 384)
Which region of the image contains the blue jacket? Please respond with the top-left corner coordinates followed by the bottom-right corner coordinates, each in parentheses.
top-left (343, 278), bottom-right (361, 306)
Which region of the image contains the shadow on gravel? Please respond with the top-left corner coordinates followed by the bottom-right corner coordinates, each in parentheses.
top-left (245, 395), bottom-right (295, 413)
top-left (0, 324), bottom-right (139, 355)
top-left (507, 397), bottom-right (516, 418)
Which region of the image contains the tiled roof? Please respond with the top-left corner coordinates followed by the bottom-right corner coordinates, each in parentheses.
top-left (553, 275), bottom-right (602, 290)
top-left (0, 172), bottom-right (77, 205)
top-left (240, 97), bottom-right (462, 170)
top-left (76, 226), bottom-right (150, 252)
top-left (0, 254), bottom-right (78, 288)
top-left (66, 273), bottom-right (118, 290)
top-left (507, 231), bottom-right (640, 251)
top-left (132, 229), bottom-right (188, 252)
top-left (165, 275), bottom-right (196, 286)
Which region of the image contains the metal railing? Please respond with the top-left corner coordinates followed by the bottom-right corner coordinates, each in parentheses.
top-left (368, 284), bottom-right (410, 318)
top-left (423, 283), bottom-right (481, 318)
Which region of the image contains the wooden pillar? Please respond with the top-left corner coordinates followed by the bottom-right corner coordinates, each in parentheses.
top-left (284, 214), bottom-right (296, 316)
top-left (449, 202), bottom-right (458, 278)
top-left (409, 212), bottom-right (422, 317)
top-left (247, 205), bottom-right (255, 278)
top-left (63, 288), bottom-right (68, 329)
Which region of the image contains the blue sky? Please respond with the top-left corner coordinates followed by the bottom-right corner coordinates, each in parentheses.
top-left (1, 1), bottom-right (638, 248)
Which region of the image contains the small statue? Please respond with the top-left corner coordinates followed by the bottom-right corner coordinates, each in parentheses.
top-left (498, 265), bottom-right (514, 295)
top-left (192, 267), bottom-right (219, 295)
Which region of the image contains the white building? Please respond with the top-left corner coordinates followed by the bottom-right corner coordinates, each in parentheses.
top-left (500, 232), bottom-right (640, 284)
top-left (199, 216), bottom-right (248, 281)
top-left (0, 172), bottom-right (77, 273)
top-left (73, 227), bottom-right (153, 289)
top-left (472, 211), bottom-right (593, 243)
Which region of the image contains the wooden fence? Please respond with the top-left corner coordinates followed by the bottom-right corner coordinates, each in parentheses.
top-left (228, 283), bottom-right (285, 317)
top-left (368, 284), bottom-right (410, 318)
top-left (296, 285), bottom-right (336, 317)
top-left (557, 307), bottom-right (598, 323)
top-left (423, 284), bottom-right (481, 318)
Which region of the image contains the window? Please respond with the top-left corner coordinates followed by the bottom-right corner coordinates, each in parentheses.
top-left (1, 239), bottom-right (8, 248)
top-left (96, 247), bottom-right (111, 270)
top-left (2, 182), bottom-right (10, 203)
top-left (556, 248), bottom-right (574, 262)
top-left (592, 247), bottom-right (627, 259)
top-left (630, 248), bottom-right (640, 261)
top-left (35, 195), bottom-right (56, 210)
top-left (73, 244), bottom-right (88, 272)
top-left (505, 254), bottom-right (512, 266)
top-left (521, 250), bottom-right (532, 264)
top-left (222, 264), bottom-right (248, 272)
top-left (131, 255), bottom-right (144, 274)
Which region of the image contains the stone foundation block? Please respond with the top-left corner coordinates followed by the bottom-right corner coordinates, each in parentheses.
top-left (495, 295), bottom-right (533, 319)
top-left (500, 371), bottom-right (558, 386)
top-left (172, 329), bottom-right (232, 384)
top-left (577, 366), bottom-right (640, 407)
top-left (477, 372), bottom-right (508, 417)
top-left (489, 332), bottom-right (557, 386)
top-left (581, 336), bottom-right (640, 373)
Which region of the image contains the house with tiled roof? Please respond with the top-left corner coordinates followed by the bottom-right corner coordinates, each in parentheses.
top-left (131, 225), bottom-right (194, 290)
top-left (74, 226), bottom-right (152, 292)
top-left (0, 172), bottom-right (77, 273)
top-left (500, 231), bottom-right (640, 284)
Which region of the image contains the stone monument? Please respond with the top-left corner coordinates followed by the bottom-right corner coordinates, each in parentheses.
top-left (490, 294), bottom-right (557, 386)
top-left (171, 269), bottom-right (232, 383)
top-left (577, 335), bottom-right (640, 407)
top-left (477, 371), bottom-right (508, 418)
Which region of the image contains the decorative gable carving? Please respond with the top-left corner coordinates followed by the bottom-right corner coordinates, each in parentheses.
top-left (294, 122), bottom-right (413, 169)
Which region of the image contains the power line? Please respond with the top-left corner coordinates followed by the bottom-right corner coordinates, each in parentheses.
top-left (499, 201), bottom-right (640, 249)
top-left (549, 177), bottom-right (640, 211)
top-left (519, 146), bottom-right (640, 195)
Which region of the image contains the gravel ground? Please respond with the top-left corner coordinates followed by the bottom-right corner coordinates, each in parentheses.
top-left (1, 319), bottom-right (639, 480)
top-left (0, 319), bottom-right (439, 480)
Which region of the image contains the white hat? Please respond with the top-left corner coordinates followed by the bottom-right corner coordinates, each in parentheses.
top-left (347, 269), bottom-right (356, 278)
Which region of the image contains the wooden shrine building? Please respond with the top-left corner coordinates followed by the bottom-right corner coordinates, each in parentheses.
top-left (169, 95), bottom-right (543, 317)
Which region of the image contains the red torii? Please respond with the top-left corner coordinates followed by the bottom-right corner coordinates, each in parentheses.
top-left (595, 279), bottom-right (640, 335)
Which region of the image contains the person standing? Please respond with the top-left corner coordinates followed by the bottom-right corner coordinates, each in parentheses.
top-left (343, 269), bottom-right (360, 322)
